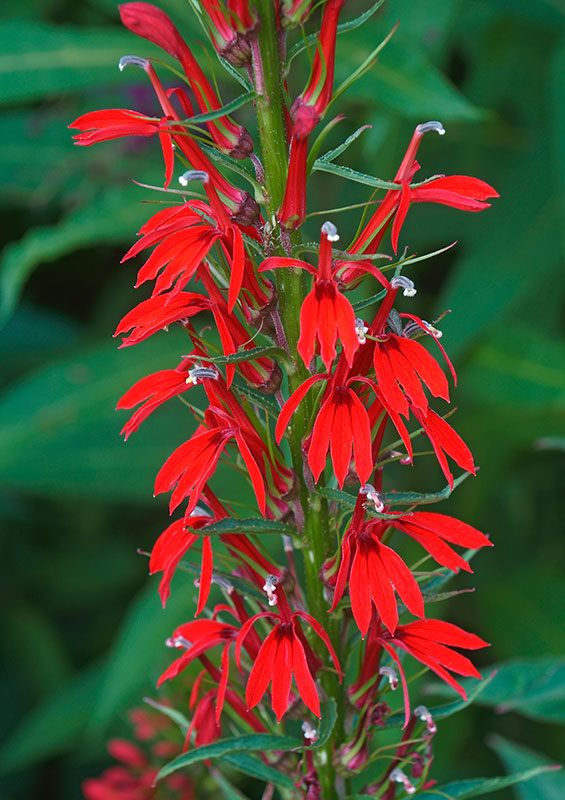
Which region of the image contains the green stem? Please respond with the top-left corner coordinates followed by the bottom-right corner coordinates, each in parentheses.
top-left (253, 7), bottom-right (344, 798)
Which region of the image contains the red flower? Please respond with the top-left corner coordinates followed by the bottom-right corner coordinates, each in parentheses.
top-left (276, 361), bottom-right (374, 487)
top-left (69, 108), bottom-right (176, 188)
top-left (236, 583), bottom-right (341, 721)
top-left (331, 516), bottom-right (424, 637)
top-left (351, 120), bottom-right (498, 257)
top-left (261, 222), bottom-right (374, 369)
top-left (379, 619), bottom-right (489, 725)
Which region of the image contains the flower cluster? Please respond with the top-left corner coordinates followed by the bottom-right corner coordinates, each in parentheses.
top-left (74, 2), bottom-right (497, 797)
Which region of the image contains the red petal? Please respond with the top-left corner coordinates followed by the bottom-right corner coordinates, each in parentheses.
top-left (246, 627), bottom-right (278, 710)
top-left (275, 375), bottom-right (326, 443)
top-left (271, 633), bottom-right (293, 721)
top-left (291, 631), bottom-right (320, 718)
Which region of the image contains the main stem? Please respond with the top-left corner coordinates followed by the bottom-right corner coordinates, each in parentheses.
top-left (253, 5), bottom-right (344, 798)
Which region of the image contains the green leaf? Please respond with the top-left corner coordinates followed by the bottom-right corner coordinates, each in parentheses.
top-left (233, 382), bottom-right (281, 418)
top-left (489, 735), bottom-right (565, 800)
top-left (204, 345), bottom-right (290, 367)
top-left (143, 698), bottom-right (190, 734)
top-left (352, 289), bottom-right (387, 313)
top-left (383, 472), bottom-right (472, 506)
top-left (0, 20), bottom-right (170, 103)
top-left (410, 766), bottom-right (559, 799)
top-left (382, 670), bottom-right (496, 728)
top-left (311, 160), bottom-right (400, 190)
top-left (220, 753), bottom-right (296, 790)
top-left (316, 125), bottom-right (373, 165)
top-left (0, 191), bottom-right (148, 325)
top-left (177, 91), bottom-right (256, 125)
top-left (87, 575), bottom-right (197, 735)
top-left (330, 25), bottom-right (397, 107)
top-left (316, 487), bottom-right (409, 519)
top-left (314, 699), bottom-right (337, 748)
top-left (427, 656), bottom-right (565, 723)
top-left (0, 665), bottom-right (103, 773)
top-left (195, 517), bottom-right (296, 536)
top-left (286, 0), bottom-right (385, 69)
top-left (156, 734), bottom-right (302, 782)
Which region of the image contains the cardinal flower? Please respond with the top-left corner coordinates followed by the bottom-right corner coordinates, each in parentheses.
top-left (276, 359), bottom-right (374, 487)
top-left (236, 581), bottom-right (341, 721)
top-left (331, 515), bottom-right (425, 637)
top-left (378, 619), bottom-right (489, 725)
top-left (350, 120), bottom-right (498, 257)
top-left (261, 222), bottom-right (386, 370)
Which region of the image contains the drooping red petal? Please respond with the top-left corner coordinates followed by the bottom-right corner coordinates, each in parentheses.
top-left (246, 627), bottom-right (279, 710)
top-left (276, 374), bottom-right (326, 443)
top-left (271, 632), bottom-right (293, 721)
top-left (290, 632), bottom-right (320, 718)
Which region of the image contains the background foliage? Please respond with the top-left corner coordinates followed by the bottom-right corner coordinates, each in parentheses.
top-left (0, 0), bottom-right (564, 797)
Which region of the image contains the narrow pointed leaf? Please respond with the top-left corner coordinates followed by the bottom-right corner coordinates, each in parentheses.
top-left (489, 735), bottom-right (565, 800)
top-left (316, 125), bottom-right (373, 165)
top-left (409, 766), bottom-right (560, 799)
top-left (315, 487), bottom-right (399, 518)
top-left (156, 734), bottom-right (302, 782)
top-left (383, 472), bottom-right (472, 506)
top-left (203, 345), bottom-right (290, 367)
top-left (195, 518), bottom-right (296, 535)
top-left (178, 91), bottom-right (256, 125)
top-left (313, 699), bottom-right (337, 749)
top-left (311, 160), bottom-right (400, 190)
top-left (220, 753), bottom-right (296, 790)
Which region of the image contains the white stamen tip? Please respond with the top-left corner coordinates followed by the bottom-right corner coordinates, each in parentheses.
top-left (390, 768), bottom-right (416, 795)
top-left (179, 170), bottom-right (210, 186)
top-left (416, 120), bottom-right (445, 136)
top-left (414, 705), bottom-right (438, 734)
top-left (166, 634), bottom-right (191, 649)
top-left (321, 221), bottom-right (340, 242)
top-left (186, 365), bottom-right (219, 384)
top-left (423, 320), bottom-right (443, 338)
top-left (360, 483), bottom-right (385, 513)
top-left (263, 574), bottom-right (279, 606)
top-left (379, 665), bottom-right (399, 690)
top-left (355, 318), bottom-right (369, 345)
top-left (391, 276), bottom-right (417, 297)
top-left (119, 55), bottom-right (149, 72)
top-left (302, 721), bottom-right (318, 742)
top-left (211, 574), bottom-right (234, 593)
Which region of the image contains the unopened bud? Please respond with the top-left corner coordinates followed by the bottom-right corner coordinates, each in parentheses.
top-left (263, 574), bottom-right (279, 606)
top-left (179, 170), bottom-right (210, 186)
top-left (390, 768), bottom-right (416, 795)
top-left (379, 665), bottom-right (398, 690)
top-left (321, 221), bottom-right (339, 242)
top-left (119, 55), bottom-right (149, 72)
top-left (416, 120), bottom-right (445, 137)
top-left (414, 705), bottom-right (437, 734)
top-left (186, 366), bottom-right (218, 384)
top-left (302, 721), bottom-right (318, 742)
top-left (355, 318), bottom-right (369, 345)
top-left (360, 484), bottom-right (385, 513)
top-left (391, 276), bottom-right (417, 297)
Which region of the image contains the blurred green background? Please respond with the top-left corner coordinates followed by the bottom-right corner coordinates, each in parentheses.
top-left (0, 0), bottom-right (564, 797)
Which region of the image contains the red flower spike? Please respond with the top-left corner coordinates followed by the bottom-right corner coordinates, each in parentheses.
top-left (236, 584), bottom-right (340, 722)
top-left (261, 222), bottom-right (362, 370)
top-left (350, 120), bottom-right (498, 258)
top-left (119, 3), bottom-right (253, 159)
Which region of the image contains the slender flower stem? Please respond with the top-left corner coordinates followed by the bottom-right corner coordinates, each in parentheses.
top-left (253, 4), bottom-right (342, 797)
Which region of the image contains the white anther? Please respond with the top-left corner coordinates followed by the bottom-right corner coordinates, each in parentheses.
top-left (282, 534), bottom-right (293, 553)
top-left (186, 366), bottom-right (219, 384)
top-left (390, 768), bottom-right (416, 795)
top-left (416, 120), bottom-right (445, 137)
top-left (391, 276), bottom-right (417, 297)
top-left (119, 55), bottom-right (149, 72)
top-left (302, 721), bottom-right (318, 742)
top-left (379, 666), bottom-right (398, 690)
top-left (263, 574), bottom-right (279, 606)
top-left (414, 705), bottom-right (437, 734)
top-left (355, 318), bottom-right (369, 345)
top-left (211, 574), bottom-right (234, 593)
top-left (360, 484), bottom-right (385, 513)
top-left (321, 221), bottom-right (340, 242)
top-left (188, 505), bottom-right (211, 517)
top-left (165, 634), bottom-right (191, 649)
top-left (179, 170), bottom-right (210, 186)
top-left (422, 320), bottom-right (443, 338)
